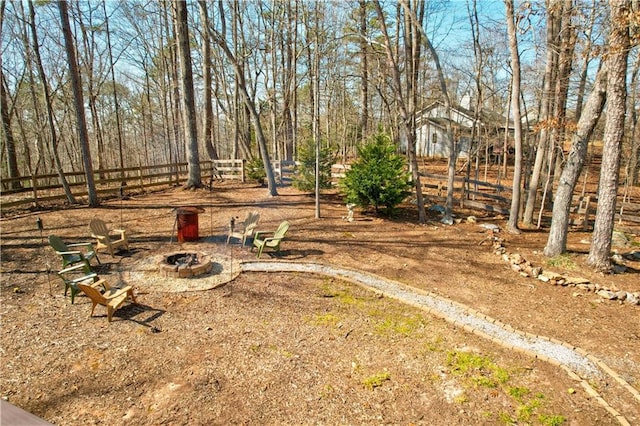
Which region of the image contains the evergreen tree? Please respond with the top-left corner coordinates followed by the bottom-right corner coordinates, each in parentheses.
top-left (292, 139), bottom-right (334, 192)
top-left (340, 132), bottom-right (411, 215)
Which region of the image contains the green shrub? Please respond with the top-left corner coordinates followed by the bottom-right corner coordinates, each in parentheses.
top-left (292, 139), bottom-right (335, 192)
top-left (340, 132), bottom-right (411, 214)
top-left (246, 156), bottom-right (266, 186)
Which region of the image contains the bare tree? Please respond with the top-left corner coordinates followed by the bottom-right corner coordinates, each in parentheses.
top-left (103, 2), bottom-right (125, 176)
top-left (198, 1), bottom-right (218, 163)
top-left (0, 1), bottom-right (21, 189)
top-left (544, 64), bottom-right (607, 257)
top-left (504, 0), bottom-right (524, 234)
top-left (587, 0), bottom-right (630, 271)
top-left (28, 1), bottom-right (76, 204)
top-left (209, 2), bottom-right (278, 196)
top-left (174, 0), bottom-right (201, 188)
top-left (523, 2), bottom-right (561, 226)
top-left (58, 0), bottom-right (98, 206)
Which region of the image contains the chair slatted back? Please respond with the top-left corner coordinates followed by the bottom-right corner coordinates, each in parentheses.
top-left (89, 219), bottom-right (109, 237)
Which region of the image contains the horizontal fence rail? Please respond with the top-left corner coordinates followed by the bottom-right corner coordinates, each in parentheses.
top-left (1, 160), bottom-right (245, 210)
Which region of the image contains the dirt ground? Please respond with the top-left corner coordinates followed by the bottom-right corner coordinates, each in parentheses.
top-left (1, 180), bottom-right (639, 425)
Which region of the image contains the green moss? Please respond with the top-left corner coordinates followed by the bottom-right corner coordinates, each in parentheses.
top-left (508, 386), bottom-right (531, 402)
top-left (516, 398), bottom-right (541, 422)
top-left (362, 371), bottom-right (390, 390)
top-left (546, 253), bottom-right (577, 270)
top-left (310, 313), bottom-right (340, 327)
top-left (538, 414), bottom-right (567, 426)
top-left (374, 313), bottom-right (427, 336)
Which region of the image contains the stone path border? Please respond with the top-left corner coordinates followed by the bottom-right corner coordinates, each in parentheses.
top-left (240, 260), bottom-right (639, 426)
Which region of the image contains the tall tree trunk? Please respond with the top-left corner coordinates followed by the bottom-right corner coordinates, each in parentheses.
top-left (0, 2), bottom-right (21, 189)
top-left (58, 0), bottom-right (98, 206)
top-left (587, 1), bottom-right (629, 271)
top-left (0, 68), bottom-right (21, 190)
top-left (626, 54), bottom-right (639, 185)
top-left (523, 1), bottom-right (559, 225)
top-left (544, 65), bottom-right (607, 257)
top-left (103, 2), bottom-right (126, 177)
top-left (209, 2), bottom-right (278, 196)
top-left (28, 1), bottom-right (76, 203)
top-left (174, 0), bottom-right (201, 188)
top-left (504, 0), bottom-right (523, 234)
top-left (574, 0), bottom-right (597, 120)
top-left (198, 1), bottom-right (218, 162)
top-left (358, 0), bottom-right (369, 144)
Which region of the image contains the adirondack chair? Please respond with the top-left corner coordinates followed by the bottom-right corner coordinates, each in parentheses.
top-left (227, 211), bottom-right (260, 246)
top-left (252, 220), bottom-right (290, 258)
top-left (77, 279), bottom-right (137, 322)
top-left (57, 263), bottom-right (99, 304)
top-left (48, 235), bottom-right (100, 270)
top-left (89, 218), bottom-right (129, 256)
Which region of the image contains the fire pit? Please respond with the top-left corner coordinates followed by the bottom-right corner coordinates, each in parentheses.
top-left (158, 251), bottom-right (213, 278)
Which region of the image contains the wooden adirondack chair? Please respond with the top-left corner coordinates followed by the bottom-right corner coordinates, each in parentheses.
top-left (252, 220), bottom-right (290, 258)
top-left (227, 211), bottom-right (260, 246)
top-left (48, 235), bottom-right (100, 270)
top-left (89, 218), bottom-right (129, 256)
top-left (77, 279), bottom-right (137, 322)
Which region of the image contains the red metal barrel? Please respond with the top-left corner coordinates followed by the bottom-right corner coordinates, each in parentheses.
top-left (175, 207), bottom-right (204, 242)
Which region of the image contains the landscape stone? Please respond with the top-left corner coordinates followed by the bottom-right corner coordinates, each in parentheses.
top-left (626, 293), bottom-right (639, 305)
top-left (596, 289), bottom-right (617, 300)
top-left (615, 291), bottom-right (627, 301)
top-left (565, 277), bottom-right (590, 285)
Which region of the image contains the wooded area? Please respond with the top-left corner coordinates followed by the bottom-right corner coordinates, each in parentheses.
top-left (1, 0), bottom-right (639, 270)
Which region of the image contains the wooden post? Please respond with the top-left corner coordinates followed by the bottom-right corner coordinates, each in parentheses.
top-left (241, 159), bottom-right (246, 183)
top-left (31, 175), bottom-right (39, 207)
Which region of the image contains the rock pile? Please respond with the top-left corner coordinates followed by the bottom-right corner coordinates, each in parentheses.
top-left (487, 233), bottom-right (640, 306)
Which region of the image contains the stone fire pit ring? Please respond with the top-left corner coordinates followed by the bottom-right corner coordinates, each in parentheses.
top-left (159, 251), bottom-right (212, 278)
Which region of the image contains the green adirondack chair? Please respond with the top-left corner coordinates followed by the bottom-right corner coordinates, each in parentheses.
top-left (48, 235), bottom-right (100, 270)
top-left (252, 220), bottom-right (290, 258)
top-left (56, 263), bottom-right (99, 304)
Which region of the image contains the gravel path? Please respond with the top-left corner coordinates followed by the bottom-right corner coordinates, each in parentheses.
top-left (241, 260), bottom-right (600, 377)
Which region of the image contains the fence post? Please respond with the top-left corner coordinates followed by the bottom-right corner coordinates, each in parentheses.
top-left (241, 159), bottom-right (246, 183)
top-left (31, 175), bottom-right (39, 207)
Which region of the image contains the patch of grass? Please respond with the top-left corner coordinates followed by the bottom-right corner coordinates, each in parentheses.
top-left (453, 394), bottom-right (468, 404)
top-left (546, 253), bottom-right (577, 270)
top-left (538, 414), bottom-right (567, 426)
top-left (516, 398), bottom-right (541, 422)
top-left (446, 350), bottom-right (511, 388)
top-left (426, 335), bottom-right (443, 352)
top-left (374, 313), bottom-right (426, 336)
top-left (362, 371), bottom-right (390, 390)
top-left (498, 412), bottom-right (514, 424)
top-left (309, 312), bottom-right (340, 327)
top-left (508, 386), bottom-right (531, 402)
top-left (318, 282), bottom-right (363, 306)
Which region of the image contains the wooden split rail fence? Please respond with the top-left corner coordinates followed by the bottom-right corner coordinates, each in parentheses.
top-left (330, 165), bottom-right (639, 227)
top-left (0, 160), bottom-right (245, 211)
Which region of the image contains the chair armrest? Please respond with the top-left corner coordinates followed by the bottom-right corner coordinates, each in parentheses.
top-left (114, 229), bottom-right (127, 237)
top-left (263, 236), bottom-right (283, 244)
top-left (58, 263), bottom-right (91, 275)
top-left (70, 273), bottom-right (98, 284)
top-left (254, 230), bottom-right (274, 240)
top-left (56, 250), bottom-right (84, 256)
top-left (104, 285), bottom-right (132, 300)
top-left (67, 242), bottom-right (94, 249)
